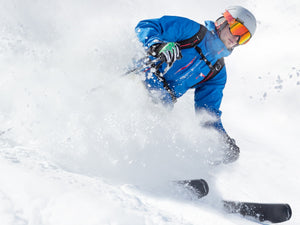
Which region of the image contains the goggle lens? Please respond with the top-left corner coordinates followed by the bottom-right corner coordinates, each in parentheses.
top-left (223, 10), bottom-right (251, 45)
top-left (229, 21), bottom-right (251, 45)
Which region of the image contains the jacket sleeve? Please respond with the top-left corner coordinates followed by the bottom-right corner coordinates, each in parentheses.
top-left (135, 16), bottom-right (200, 48)
top-left (194, 67), bottom-right (227, 134)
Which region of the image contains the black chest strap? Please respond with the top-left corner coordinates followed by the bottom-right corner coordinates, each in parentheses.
top-left (177, 25), bottom-right (225, 86)
top-left (191, 57), bottom-right (224, 88)
top-left (191, 47), bottom-right (225, 88)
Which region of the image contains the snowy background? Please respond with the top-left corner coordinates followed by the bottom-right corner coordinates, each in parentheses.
top-left (0, 0), bottom-right (299, 224)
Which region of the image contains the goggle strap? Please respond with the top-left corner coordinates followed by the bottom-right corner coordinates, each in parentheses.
top-left (223, 10), bottom-right (235, 24)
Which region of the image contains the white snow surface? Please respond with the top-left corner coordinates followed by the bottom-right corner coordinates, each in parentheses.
top-left (0, 0), bottom-right (299, 224)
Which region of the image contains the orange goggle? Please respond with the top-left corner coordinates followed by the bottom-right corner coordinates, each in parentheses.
top-left (223, 10), bottom-right (251, 45)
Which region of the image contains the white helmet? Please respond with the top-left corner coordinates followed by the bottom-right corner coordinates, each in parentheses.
top-left (224, 6), bottom-right (257, 37)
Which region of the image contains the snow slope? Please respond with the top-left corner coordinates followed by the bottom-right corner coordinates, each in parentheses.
top-left (0, 0), bottom-right (299, 224)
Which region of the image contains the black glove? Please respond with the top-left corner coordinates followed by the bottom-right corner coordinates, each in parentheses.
top-left (222, 135), bottom-right (240, 164)
top-left (149, 42), bottom-right (182, 67)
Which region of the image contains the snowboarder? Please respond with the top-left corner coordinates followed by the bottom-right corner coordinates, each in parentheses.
top-left (135, 6), bottom-right (256, 164)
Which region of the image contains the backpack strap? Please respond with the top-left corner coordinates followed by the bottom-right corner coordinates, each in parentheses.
top-left (177, 25), bottom-right (225, 86)
top-left (178, 25), bottom-right (207, 49)
top-left (191, 55), bottom-right (224, 88)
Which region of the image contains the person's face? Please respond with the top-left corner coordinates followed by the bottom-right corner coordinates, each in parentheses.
top-left (219, 24), bottom-right (239, 49)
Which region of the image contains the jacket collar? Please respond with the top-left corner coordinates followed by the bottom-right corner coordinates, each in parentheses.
top-left (204, 20), bottom-right (232, 58)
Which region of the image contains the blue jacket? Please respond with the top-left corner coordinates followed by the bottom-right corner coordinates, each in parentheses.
top-left (135, 16), bottom-right (232, 133)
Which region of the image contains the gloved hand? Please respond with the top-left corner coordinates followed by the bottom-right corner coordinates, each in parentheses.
top-left (149, 42), bottom-right (182, 67)
top-left (222, 134), bottom-right (240, 164)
